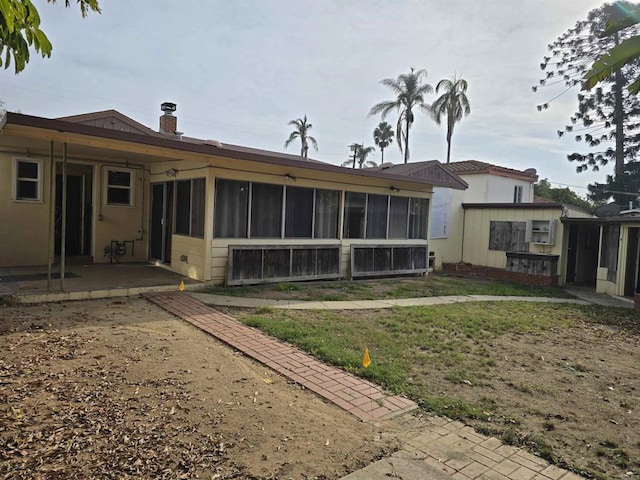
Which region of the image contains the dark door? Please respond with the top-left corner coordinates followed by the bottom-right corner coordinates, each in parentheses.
top-left (55, 173), bottom-right (92, 257)
top-left (624, 228), bottom-right (640, 297)
top-left (149, 182), bottom-right (173, 264)
top-left (565, 225), bottom-right (578, 283)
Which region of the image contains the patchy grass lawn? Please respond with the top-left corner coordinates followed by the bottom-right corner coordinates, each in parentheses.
top-left (230, 302), bottom-right (640, 479)
top-left (202, 274), bottom-right (572, 301)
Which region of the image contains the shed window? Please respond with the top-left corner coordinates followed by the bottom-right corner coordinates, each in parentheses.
top-left (106, 169), bottom-right (133, 205)
top-left (14, 159), bottom-right (42, 201)
top-left (175, 178), bottom-right (205, 238)
top-left (489, 221), bottom-right (527, 251)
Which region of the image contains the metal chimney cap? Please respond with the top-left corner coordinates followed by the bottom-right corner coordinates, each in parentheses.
top-left (161, 102), bottom-right (177, 114)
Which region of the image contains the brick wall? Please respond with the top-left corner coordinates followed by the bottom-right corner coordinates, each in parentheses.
top-left (442, 263), bottom-right (559, 287)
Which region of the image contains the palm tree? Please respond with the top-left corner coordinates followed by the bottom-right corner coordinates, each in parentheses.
top-left (369, 68), bottom-right (432, 164)
top-left (341, 145), bottom-right (377, 168)
top-left (429, 76), bottom-right (471, 164)
top-left (284, 115), bottom-right (318, 159)
top-left (373, 121), bottom-right (394, 163)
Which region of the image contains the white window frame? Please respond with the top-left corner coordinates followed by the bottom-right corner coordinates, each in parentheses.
top-left (513, 185), bottom-right (523, 203)
top-left (104, 167), bottom-right (134, 206)
top-left (12, 158), bottom-right (43, 202)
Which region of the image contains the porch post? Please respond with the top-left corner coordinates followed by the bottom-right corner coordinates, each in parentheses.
top-left (47, 141), bottom-right (55, 292)
top-left (60, 142), bottom-right (68, 291)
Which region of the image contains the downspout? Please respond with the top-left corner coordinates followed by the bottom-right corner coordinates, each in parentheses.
top-left (461, 207), bottom-right (466, 263)
top-left (138, 168), bottom-right (145, 240)
top-left (60, 143), bottom-right (67, 292)
top-left (47, 141), bottom-right (55, 292)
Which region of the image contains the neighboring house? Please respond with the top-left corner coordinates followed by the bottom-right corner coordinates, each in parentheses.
top-left (0, 105), bottom-right (454, 286)
top-left (380, 160), bottom-right (539, 269)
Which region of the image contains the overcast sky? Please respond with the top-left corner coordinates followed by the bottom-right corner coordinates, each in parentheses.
top-left (1, 0), bottom-right (609, 195)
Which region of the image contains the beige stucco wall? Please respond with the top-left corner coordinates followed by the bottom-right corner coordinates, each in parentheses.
top-left (94, 164), bottom-right (147, 263)
top-left (0, 153), bottom-right (51, 266)
top-left (0, 150), bottom-right (148, 267)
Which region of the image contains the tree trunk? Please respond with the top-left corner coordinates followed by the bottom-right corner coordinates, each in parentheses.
top-left (614, 68), bottom-right (624, 180)
top-left (381, 148), bottom-right (384, 164)
top-left (404, 115), bottom-right (410, 164)
top-left (614, 33), bottom-right (624, 182)
top-left (446, 138), bottom-right (452, 164)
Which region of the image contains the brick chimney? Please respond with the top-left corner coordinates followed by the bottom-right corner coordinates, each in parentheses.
top-left (159, 102), bottom-right (178, 136)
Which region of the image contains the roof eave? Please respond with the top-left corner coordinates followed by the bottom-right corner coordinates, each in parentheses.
top-left (1, 112), bottom-right (435, 189)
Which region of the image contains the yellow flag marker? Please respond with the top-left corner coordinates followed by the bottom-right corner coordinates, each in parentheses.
top-left (179, 281), bottom-right (185, 292)
top-left (362, 347), bottom-right (371, 368)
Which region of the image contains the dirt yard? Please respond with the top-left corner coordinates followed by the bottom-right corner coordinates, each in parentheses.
top-left (0, 298), bottom-right (399, 479)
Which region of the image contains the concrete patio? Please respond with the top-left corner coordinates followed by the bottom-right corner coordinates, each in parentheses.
top-left (0, 262), bottom-right (202, 303)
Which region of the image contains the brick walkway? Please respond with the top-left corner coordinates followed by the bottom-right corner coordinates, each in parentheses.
top-left (144, 291), bottom-right (416, 421)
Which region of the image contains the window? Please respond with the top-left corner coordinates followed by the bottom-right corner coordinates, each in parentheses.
top-left (314, 189), bottom-right (339, 239)
top-left (408, 198), bottom-right (429, 239)
top-left (489, 221), bottom-right (527, 251)
top-left (214, 180), bottom-right (340, 239)
top-left (389, 196), bottom-right (409, 239)
top-left (343, 192), bottom-right (366, 238)
top-left (285, 186), bottom-right (313, 237)
top-left (250, 182), bottom-right (283, 238)
top-left (344, 192), bottom-right (429, 240)
top-left (214, 179), bottom-right (248, 238)
top-left (14, 159), bottom-right (42, 201)
top-left (106, 168), bottom-right (133, 205)
top-left (513, 185), bottom-right (523, 203)
top-left (366, 194), bottom-right (388, 239)
top-left (175, 178), bottom-right (205, 237)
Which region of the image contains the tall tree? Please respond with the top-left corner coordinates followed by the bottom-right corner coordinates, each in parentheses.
top-left (373, 121), bottom-right (394, 163)
top-left (583, 3), bottom-right (640, 94)
top-left (284, 115), bottom-right (318, 159)
top-left (534, 178), bottom-right (595, 210)
top-left (342, 145), bottom-right (377, 168)
top-left (1, 0), bottom-right (100, 74)
top-left (428, 76), bottom-right (470, 163)
top-left (369, 68), bottom-right (432, 164)
top-left (535, 1), bottom-right (640, 204)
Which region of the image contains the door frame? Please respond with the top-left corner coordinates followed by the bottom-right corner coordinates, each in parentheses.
top-left (149, 181), bottom-right (174, 264)
top-left (55, 163), bottom-right (93, 259)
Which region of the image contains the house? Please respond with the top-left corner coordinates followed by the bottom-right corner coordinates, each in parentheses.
top-left (380, 160), bottom-right (539, 268)
top-left (0, 104), bottom-right (453, 286)
top-left (379, 160), bottom-right (596, 287)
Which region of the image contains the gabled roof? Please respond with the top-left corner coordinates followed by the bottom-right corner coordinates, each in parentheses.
top-left (370, 160), bottom-right (468, 190)
top-left (57, 110), bottom-right (163, 137)
top-left (443, 160), bottom-right (538, 182)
